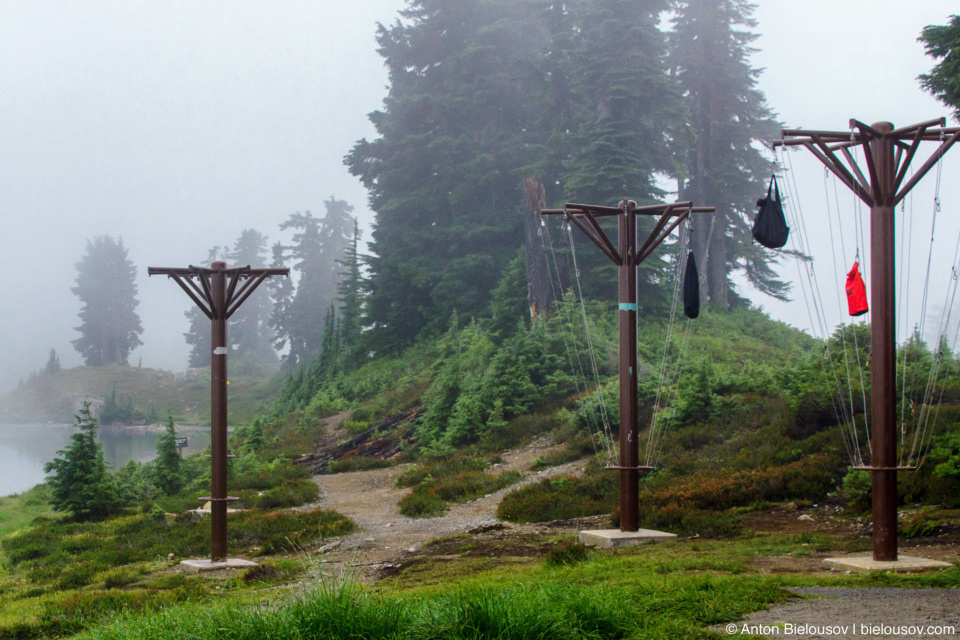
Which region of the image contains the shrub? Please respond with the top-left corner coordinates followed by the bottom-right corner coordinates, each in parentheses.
top-left (399, 470), bottom-right (522, 517)
top-left (398, 490), bottom-right (447, 517)
top-left (497, 474), bottom-right (617, 523)
top-left (531, 432), bottom-right (597, 470)
top-left (842, 469), bottom-right (871, 512)
top-left (101, 566), bottom-right (142, 589)
top-left (545, 542), bottom-right (590, 566)
top-left (237, 478), bottom-right (320, 509)
top-left (637, 503), bottom-right (743, 538)
top-left (328, 457), bottom-right (395, 474)
top-left (57, 561), bottom-right (104, 590)
top-left (396, 456), bottom-right (489, 488)
top-left (900, 511), bottom-right (947, 539)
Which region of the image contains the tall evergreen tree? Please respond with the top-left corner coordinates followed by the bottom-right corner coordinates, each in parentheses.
top-left (346, 0), bottom-right (548, 352)
top-left (71, 235), bottom-right (143, 366)
top-left (44, 404), bottom-right (122, 520)
top-left (227, 229), bottom-right (276, 368)
top-left (268, 241), bottom-right (296, 368)
top-left (280, 211), bottom-right (324, 368)
top-left (280, 199), bottom-right (355, 367)
top-left (670, 0), bottom-right (787, 308)
top-left (183, 247), bottom-right (227, 368)
top-left (919, 15), bottom-right (960, 121)
top-left (44, 348), bottom-right (61, 376)
top-left (336, 219), bottom-right (365, 358)
top-left (558, 0), bottom-right (688, 304)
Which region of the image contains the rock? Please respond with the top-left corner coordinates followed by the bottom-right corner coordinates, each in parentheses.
top-left (406, 547), bottom-right (418, 554)
top-left (798, 514), bottom-right (815, 522)
top-left (167, 553), bottom-right (175, 561)
top-left (318, 540), bottom-right (342, 554)
top-left (469, 521), bottom-right (506, 534)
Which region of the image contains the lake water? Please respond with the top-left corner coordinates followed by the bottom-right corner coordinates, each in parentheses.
top-left (0, 424), bottom-right (212, 497)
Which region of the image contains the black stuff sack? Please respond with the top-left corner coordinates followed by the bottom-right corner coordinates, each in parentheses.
top-left (683, 251), bottom-right (700, 319)
top-left (753, 175), bottom-right (789, 249)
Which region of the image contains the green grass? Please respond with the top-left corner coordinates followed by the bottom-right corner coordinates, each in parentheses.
top-left (75, 530), bottom-right (951, 640)
top-left (0, 484), bottom-right (53, 538)
top-left (78, 571), bottom-right (788, 640)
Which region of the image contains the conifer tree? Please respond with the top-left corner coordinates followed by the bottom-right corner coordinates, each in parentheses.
top-left (280, 199), bottom-right (355, 367)
top-left (44, 404), bottom-right (122, 520)
top-left (670, 0), bottom-right (787, 308)
top-left (336, 219), bottom-right (364, 358)
top-left (227, 229), bottom-right (276, 368)
top-left (246, 417), bottom-right (265, 454)
top-left (919, 15), bottom-right (960, 121)
top-left (268, 241), bottom-right (296, 367)
top-left (44, 348), bottom-right (61, 376)
top-left (555, 0), bottom-right (686, 303)
top-left (346, 0), bottom-right (547, 352)
top-left (71, 235), bottom-right (143, 366)
top-left (183, 247), bottom-right (227, 368)
top-left (153, 414), bottom-right (183, 495)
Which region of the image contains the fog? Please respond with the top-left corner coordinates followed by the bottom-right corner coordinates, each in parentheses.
top-left (1, 1), bottom-right (958, 390)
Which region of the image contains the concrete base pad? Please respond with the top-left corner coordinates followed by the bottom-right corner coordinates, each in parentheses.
top-left (823, 555), bottom-right (952, 573)
top-left (579, 528), bottom-right (677, 548)
top-left (180, 558), bottom-right (258, 573)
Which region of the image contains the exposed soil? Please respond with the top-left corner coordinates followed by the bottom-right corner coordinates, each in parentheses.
top-left (306, 416), bottom-right (586, 578)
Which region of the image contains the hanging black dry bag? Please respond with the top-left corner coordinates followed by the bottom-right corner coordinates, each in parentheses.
top-left (752, 175), bottom-right (789, 249)
top-left (683, 251), bottom-right (700, 319)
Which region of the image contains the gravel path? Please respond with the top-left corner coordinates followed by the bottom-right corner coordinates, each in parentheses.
top-left (719, 587), bottom-right (960, 639)
top-left (308, 435), bottom-right (586, 575)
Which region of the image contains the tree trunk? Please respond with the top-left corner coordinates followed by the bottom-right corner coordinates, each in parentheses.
top-left (523, 177), bottom-right (554, 320)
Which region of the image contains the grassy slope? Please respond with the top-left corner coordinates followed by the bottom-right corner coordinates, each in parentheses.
top-left (0, 365), bottom-right (284, 424)
top-left (77, 533), bottom-right (960, 640)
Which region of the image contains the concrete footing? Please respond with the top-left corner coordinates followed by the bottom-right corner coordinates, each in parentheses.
top-left (180, 558), bottom-right (258, 573)
top-left (823, 555), bottom-right (952, 573)
top-left (578, 528), bottom-right (676, 548)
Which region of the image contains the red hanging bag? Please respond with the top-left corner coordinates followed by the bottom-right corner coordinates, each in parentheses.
top-left (846, 262), bottom-right (869, 316)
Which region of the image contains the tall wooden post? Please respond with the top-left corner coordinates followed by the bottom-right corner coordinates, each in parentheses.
top-left (869, 125), bottom-right (898, 561)
top-left (149, 262), bottom-right (289, 562)
top-left (541, 200), bottom-right (714, 532)
top-left (617, 203), bottom-right (640, 531)
top-left (209, 262), bottom-right (229, 561)
top-left (776, 118), bottom-right (960, 562)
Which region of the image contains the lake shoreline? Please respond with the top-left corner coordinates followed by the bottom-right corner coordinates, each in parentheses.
top-left (1, 422), bottom-right (218, 433)
top-left (0, 423), bottom-right (214, 497)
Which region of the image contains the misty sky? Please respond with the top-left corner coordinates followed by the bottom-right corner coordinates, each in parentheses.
top-left (1, 1), bottom-right (958, 391)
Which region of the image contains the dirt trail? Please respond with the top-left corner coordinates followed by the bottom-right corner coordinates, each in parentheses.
top-left (308, 429), bottom-right (586, 573)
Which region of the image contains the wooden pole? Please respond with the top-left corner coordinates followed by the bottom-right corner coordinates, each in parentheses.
top-left (210, 261), bottom-right (229, 562)
top-left (776, 117), bottom-right (960, 562)
top-left (617, 202), bottom-right (640, 531)
top-left (149, 263), bottom-right (288, 563)
top-left (541, 201), bottom-right (712, 533)
top-left (869, 123), bottom-right (898, 561)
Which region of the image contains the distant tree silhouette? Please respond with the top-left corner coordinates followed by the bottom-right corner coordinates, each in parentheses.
top-left (71, 235), bottom-right (142, 366)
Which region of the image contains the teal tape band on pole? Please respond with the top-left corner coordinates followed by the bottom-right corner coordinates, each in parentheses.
top-left (619, 303), bottom-right (638, 311)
